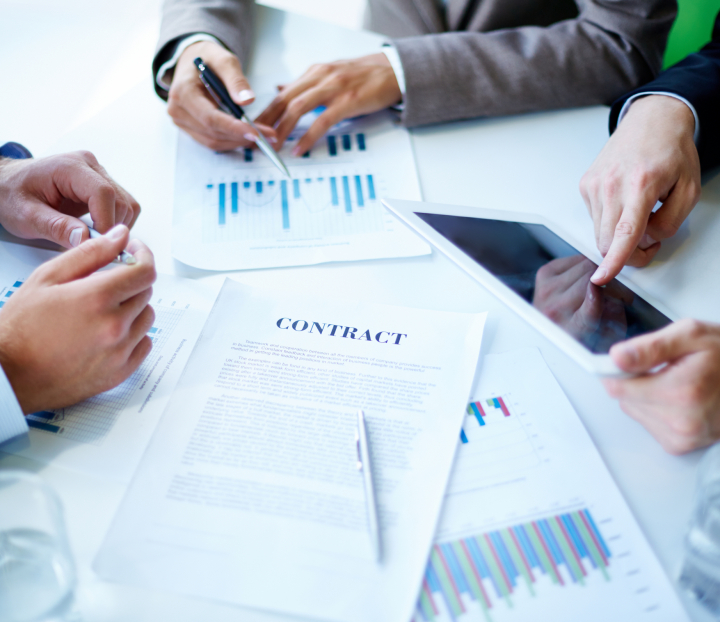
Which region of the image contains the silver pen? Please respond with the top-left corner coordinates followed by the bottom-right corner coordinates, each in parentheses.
top-left (194, 57), bottom-right (291, 179)
top-left (87, 226), bottom-right (136, 265)
top-left (356, 409), bottom-right (382, 563)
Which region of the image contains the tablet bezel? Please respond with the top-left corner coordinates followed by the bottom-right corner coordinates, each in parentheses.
top-left (382, 198), bottom-right (676, 376)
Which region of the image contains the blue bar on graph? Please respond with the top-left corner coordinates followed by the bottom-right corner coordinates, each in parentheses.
top-left (317, 177), bottom-right (324, 181)
top-left (460, 429), bottom-right (468, 443)
top-left (5, 292), bottom-right (11, 298)
top-left (357, 133), bottom-right (366, 150)
top-left (280, 180), bottom-right (290, 229)
top-left (327, 135), bottom-right (337, 156)
top-left (342, 134), bottom-right (351, 151)
top-left (27, 420), bottom-right (60, 434)
top-left (32, 411), bottom-right (55, 421)
top-left (293, 179), bottom-right (301, 199)
top-left (367, 175), bottom-right (376, 200)
top-left (302, 151), bottom-right (310, 158)
top-left (256, 181), bottom-right (263, 194)
top-left (268, 180), bottom-right (275, 186)
top-left (342, 176), bottom-right (352, 213)
top-left (305, 178), bottom-right (312, 183)
top-left (0, 302), bottom-right (4, 308)
top-left (206, 184), bottom-right (213, 189)
top-left (148, 327), bottom-right (158, 334)
top-left (244, 148), bottom-right (253, 162)
top-left (243, 181), bottom-right (251, 189)
top-left (218, 183), bottom-right (226, 225)
top-left (13, 282), bottom-right (22, 288)
top-left (330, 177), bottom-right (339, 206)
top-left (354, 175), bottom-right (364, 207)
top-left (231, 182), bottom-right (238, 213)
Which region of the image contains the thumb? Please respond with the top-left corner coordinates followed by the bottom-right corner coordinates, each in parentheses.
top-left (609, 319), bottom-right (709, 373)
top-left (214, 56), bottom-right (255, 106)
top-left (29, 203), bottom-right (90, 249)
top-left (39, 224), bottom-right (130, 285)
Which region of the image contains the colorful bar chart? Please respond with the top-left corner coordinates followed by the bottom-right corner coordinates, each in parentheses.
top-left (326, 133), bottom-right (366, 156)
top-left (417, 509), bottom-right (611, 621)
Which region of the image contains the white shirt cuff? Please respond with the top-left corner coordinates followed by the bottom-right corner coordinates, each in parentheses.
top-left (618, 92), bottom-right (700, 144)
top-left (156, 33), bottom-right (226, 91)
top-left (381, 44), bottom-right (407, 97)
top-left (0, 363), bottom-right (26, 445)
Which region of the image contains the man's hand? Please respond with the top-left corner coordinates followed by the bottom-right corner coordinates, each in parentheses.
top-left (0, 151), bottom-right (140, 248)
top-left (0, 224), bottom-right (157, 414)
top-left (255, 53), bottom-right (402, 156)
top-left (167, 41), bottom-right (276, 151)
top-left (604, 319), bottom-right (720, 454)
top-left (580, 95), bottom-right (701, 286)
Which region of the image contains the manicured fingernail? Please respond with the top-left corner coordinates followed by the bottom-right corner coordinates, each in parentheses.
top-left (69, 227), bottom-right (83, 248)
top-left (639, 234), bottom-right (657, 250)
top-left (268, 136), bottom-right (278, 144)
top-left (292, 146), bottom-right (302, 157)
top-left (617, 344), bottom-right (638, 366)
top-left (244, 133), bottom-right (257, 143)
top-left (106, 224), bottom-right (126, 241)
top-left (238, 89), bottom-right (255, 103)
top-left (591, 266), bottom-right (606, 283)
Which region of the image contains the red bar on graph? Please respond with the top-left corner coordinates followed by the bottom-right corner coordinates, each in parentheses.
top-left (498, 397), bottom-right (510, 416)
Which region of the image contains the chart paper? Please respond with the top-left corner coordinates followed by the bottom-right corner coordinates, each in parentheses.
top-left (95, 280), bottom-right (486, 620)
top-left (172, 110), bottom-right (431, 270)
top-left (0, 241), bottom-right (221, 481)
top-left (414, 348), bottom-right (687, 621)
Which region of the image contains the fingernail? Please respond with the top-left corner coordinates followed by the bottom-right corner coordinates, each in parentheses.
top-left (639, 234), bottom-right (657, 250)
top-left (69, 227), bottom-right (83, 248)
top-left (292, 146), bottom-right (302, 157)
top-left (591, 266), bottom-right (606, 283)
top-left (106, 224), bottom-right (126, 241)
top-left (268, 136), bottom-right (278, 144)
top-left (244, 133), bottom-right (257, 143)
top-left (238, 89), bottom-right (255, 103)
top-left (617, 344), bottom-right (638, 366)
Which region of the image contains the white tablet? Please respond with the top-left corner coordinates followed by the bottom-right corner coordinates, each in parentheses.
top-left (382, 198), bottom-right (675, 376)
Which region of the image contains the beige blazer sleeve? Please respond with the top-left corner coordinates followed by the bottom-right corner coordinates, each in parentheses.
top-left (367, 0), bottom-right (676, 127)
top-left (152, 0), bottom-right (255, 100)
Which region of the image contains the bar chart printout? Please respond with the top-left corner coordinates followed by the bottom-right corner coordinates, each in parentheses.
top-left (418, 509), bottom-right (610, 621)
top-left (417, 348), bottom-right (687, 621)
top-left (173, 110), bottom-right (430, 270)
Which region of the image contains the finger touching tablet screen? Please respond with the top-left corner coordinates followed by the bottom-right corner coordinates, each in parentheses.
top-left (383, 199), bottom-right (674, 375)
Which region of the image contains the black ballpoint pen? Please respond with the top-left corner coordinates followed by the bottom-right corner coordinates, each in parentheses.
top-left (194, 57), bottom-right (291, 178)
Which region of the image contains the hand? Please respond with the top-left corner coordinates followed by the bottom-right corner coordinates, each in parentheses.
top-left (579, 95), bottom-right (701, 286)
top-left (0, 151), bottom-right (140, 248)
top-left (255, 53), bottom-right (402, 155)
top-left (604, 319), bottom-right (720, 454)
top-left (532, 256), bottom-right (631, 352)
top-left (167, 41), bottom-right (276, 151)
top-left (0, 225), bottom-right (157, 414)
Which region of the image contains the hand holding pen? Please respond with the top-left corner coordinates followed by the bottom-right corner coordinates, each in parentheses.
top-left (165, 41), bottom-right (278, 153)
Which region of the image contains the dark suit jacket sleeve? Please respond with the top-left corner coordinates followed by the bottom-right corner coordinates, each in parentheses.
top-left (152, 0), bottom-right (255, 101)
top-left (609, 14), bottom-right (720, 174)
top-left (388, 0), bottom-right (675, 127)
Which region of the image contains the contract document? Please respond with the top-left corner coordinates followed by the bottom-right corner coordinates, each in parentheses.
top-left (414, 348), bottom-right (687, 621)
top-left (0, 240), bottom-right (221, 481)
top-left (172, 110), bottom-right (431, 270)
top-left (95, 280), bottom-right (487, 620)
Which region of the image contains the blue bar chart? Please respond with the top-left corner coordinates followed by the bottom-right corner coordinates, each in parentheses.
top-left (0, 280), bottom-right (23, 308)
top-left (203, 168), bottom-right (383, 241)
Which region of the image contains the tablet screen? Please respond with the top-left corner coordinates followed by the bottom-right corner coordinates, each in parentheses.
top-left (416, 213), bottom-right (671, 354)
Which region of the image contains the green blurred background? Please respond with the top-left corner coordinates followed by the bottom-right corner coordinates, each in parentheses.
top-left (664, 0), bottom-right (720, 67)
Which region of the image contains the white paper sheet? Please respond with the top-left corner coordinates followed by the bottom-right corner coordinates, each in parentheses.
top-left (414, 348), bottom-right (687, 621)
top-left (94, 279), bottom-right (486, 621)
top-left (0, 241), bottom-right (221, 482)
top-left (172, 110), bottom-right (431, 270)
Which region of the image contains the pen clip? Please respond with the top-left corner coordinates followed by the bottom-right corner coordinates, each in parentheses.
top-left (355, 428), bottom-right (363, 471)
top-left (199, 73), bottom-right (233, 116)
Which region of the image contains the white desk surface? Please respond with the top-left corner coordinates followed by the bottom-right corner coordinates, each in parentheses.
top-left (2, 4), bottom-right (719, 620)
